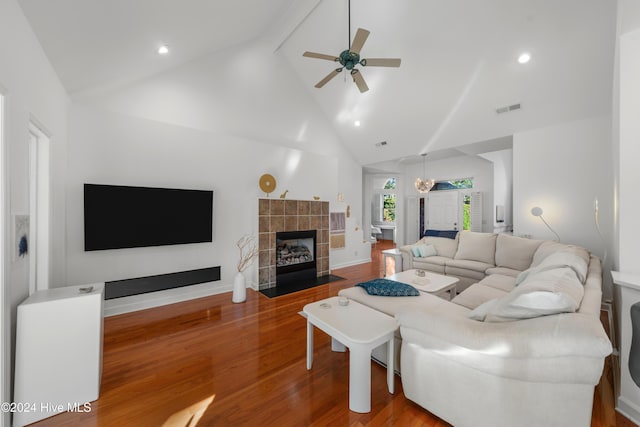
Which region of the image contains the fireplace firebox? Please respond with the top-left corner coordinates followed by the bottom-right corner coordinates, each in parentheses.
top-left (275, 230), bottom-right (317, 288)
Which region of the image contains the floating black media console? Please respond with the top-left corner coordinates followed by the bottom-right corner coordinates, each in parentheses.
top-left (105, 266), bottom-right (221, 299)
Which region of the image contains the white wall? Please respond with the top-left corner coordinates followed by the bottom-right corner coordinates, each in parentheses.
top-left (67, 105), bottom-right (368, 290)
top-left (612, 4), bottom-right (640, 419)
top-left (513, 115), bottom-right (613, 259)
top-left (618, 29), bottom-right (640, 274)
top-left (478, 149), bottom-right (513, 232)
top-left (65, 37), bottom-right (370, 303)
top-left (0, 0), bottom-right (70, 424)
top-left (82, 38), bottom-right (351, 161)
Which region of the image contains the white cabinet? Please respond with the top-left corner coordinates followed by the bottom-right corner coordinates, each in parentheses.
top-left (13, 284), bottom-right (104, 426)
top-left (613, 271), bottom-right (640, 425)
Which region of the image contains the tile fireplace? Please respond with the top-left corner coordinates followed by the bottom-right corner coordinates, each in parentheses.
top-left (258, 198), bottom-right (329, 290)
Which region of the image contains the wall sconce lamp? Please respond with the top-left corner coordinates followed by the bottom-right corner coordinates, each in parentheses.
top-left (530, 206), bottom-right (560, 241)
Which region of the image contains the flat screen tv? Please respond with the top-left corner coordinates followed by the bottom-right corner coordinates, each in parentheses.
top-left (84, 184), bottom-right (213, 251)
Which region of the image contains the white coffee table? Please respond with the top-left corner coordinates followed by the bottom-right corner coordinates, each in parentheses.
top-left (303, 296), bottom-right (397, 413)
top-left (387, 269), bottom-right (459, 300)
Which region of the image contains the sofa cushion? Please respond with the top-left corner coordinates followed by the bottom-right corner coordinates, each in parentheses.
top-left (468, 298), bottom-right (501, 321)
top-left (454, 231), bottom-right (497, 265)
top-left (483, 267), bottom-right (585, 322)
top-left (477, 274), bottom-right (517, 292)
top-left (445, 264), bottom-right (487, 281)
top-left (414, 255), bottom-right (448, 266)
top-left (413, 256), bottom-right (447, 274)
top-left (446, 258), bottom-right (493, 273)
top-left (485, 267), bottom-right (521, 278)
top-left (451, 284), bottom-right (508, 310)
top-left (419, 235), bottom-right (459, 259)
top-left (494, 234), bottom-right (543, 271)
top-left (356, 279), bottom-right (420, 296)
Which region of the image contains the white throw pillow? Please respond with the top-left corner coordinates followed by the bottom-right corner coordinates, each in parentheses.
top-left (479, 267), bottom-right (585, 322)
top-left (516, 251), bottom-right (589, 285)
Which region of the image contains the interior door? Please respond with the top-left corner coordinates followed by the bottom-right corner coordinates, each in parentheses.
top-left (427, 191), bottom-right (460, 231)
top-left (405, 196), bottom-right (419, 242)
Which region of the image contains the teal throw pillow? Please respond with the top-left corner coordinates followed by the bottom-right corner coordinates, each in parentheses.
top-left (418, 244), bottom-right (437, 258)
top-left (356, 279), bottom-right (420, 296)
top-left (411, 244), bottom-right (437, 258)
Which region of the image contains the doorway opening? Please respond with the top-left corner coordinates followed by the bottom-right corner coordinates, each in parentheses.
top-left (28, 121), bottom-right (50, 293)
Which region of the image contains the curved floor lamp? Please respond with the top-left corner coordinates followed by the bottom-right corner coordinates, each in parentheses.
top-left (530, 206), bottom-right (560, 241)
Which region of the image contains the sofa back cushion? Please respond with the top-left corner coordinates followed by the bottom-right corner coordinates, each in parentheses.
top-left (419, 235), bottom-right (459, 259)
top-left (494, 234), bottom-right (543, 271)
top-left (454, 231), bottom-right (497, 265)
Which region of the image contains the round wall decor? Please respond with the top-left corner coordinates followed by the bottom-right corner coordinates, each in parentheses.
top-left (259, 174), bottom-right (277, 196)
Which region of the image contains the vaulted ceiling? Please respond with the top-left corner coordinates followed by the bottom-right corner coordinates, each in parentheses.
top-left (19, 0), bottom-right (616, 166)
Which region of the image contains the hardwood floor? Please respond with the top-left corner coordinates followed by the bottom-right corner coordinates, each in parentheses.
top-left (30, 241), bottom-right (630, 426)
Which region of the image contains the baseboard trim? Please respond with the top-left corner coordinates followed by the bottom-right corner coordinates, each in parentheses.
top-left (617, 396), bottom-right (640, 425)
top-left (331, 257), bottom-right (372, 270)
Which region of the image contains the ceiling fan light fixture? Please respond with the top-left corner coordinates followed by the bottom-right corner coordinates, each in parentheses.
top-left (301, 0), bottom-right (400, 93)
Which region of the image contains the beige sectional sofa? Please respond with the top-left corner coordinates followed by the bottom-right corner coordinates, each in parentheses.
top-left (338, 231), bottom-right (612, 427)
top-left (399, 231), bottom-right (548, 292)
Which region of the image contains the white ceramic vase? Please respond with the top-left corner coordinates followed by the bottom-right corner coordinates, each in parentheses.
top-left (232, 272), bottom-right (246, 303)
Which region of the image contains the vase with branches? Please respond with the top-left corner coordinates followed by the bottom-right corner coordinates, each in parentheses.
top-left (233, 235), bottom-right (258, 303)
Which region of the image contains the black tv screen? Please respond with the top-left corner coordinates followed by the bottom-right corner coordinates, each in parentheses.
top-left (84, 184), bottom-right (213, 251)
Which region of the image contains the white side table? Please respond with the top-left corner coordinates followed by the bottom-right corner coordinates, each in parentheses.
top-left (381, 248), bottom-right (403, 277)
top-left (13, 284), bottom-right (104, 426)
top-left (303, 297), bottom-right (397, 413)
top-left (612, 271), bottom-right (640, 425)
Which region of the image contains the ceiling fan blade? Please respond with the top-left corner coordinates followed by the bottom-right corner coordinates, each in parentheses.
top-left (350, 28), bottom-right (370, 54)
top-left (362, 58), bottom-right (401, 67)
top-left (351, 69), bottom-right (369, 93)
top-left (303, 51), bottom-right (339, 61)
top-left (315, 69), bottom-right (342, 88)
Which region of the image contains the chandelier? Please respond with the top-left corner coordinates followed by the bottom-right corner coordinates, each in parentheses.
top-left (414, 153), bottom-right (435, 193)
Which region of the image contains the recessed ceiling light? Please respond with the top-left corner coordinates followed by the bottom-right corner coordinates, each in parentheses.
top-left (157, 45), bottom-right (169, 55)
top-left (518, 52), bottom-right (531, 64)
top-left (354, 120), bottom-right (361, 127)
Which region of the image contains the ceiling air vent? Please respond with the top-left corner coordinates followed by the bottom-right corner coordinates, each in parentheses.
top-left (496, 103), bottom-right (521, 114)
top-left (375, 141), bottom-right (388, 148)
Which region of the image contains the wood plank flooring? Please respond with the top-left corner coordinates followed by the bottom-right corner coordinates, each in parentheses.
top-left (29, 241), bottom-right (630, 426)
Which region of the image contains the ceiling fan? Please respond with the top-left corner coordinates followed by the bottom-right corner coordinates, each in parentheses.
top-left (302, 2), bottom-right (401, 93)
